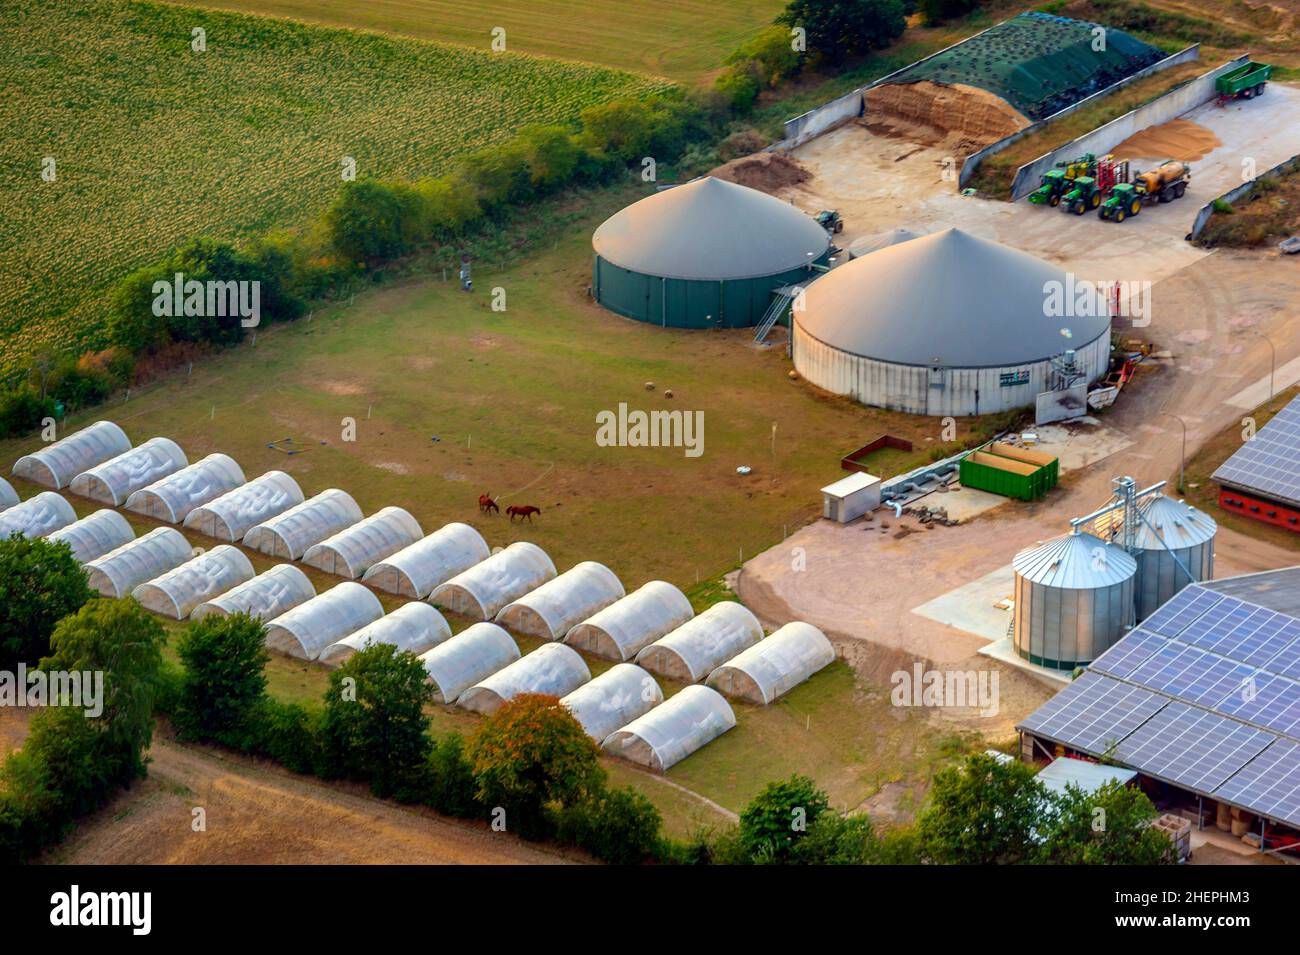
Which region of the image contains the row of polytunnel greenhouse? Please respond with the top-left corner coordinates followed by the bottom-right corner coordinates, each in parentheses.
top-left (4, 420), bottom-right (840, 773)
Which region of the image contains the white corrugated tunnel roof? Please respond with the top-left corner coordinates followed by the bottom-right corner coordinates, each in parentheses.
top-left (319, 601), bottom-right (453, 666)
top-left (124, 453), bottom-right (245, 524)
top-left (635, 600), bottom-right (763, 683)
top-left (191, 563), bottom-right (317, 623)
top-left (0, 476), bottom-right (18, 510)
top-left (361, 521), bottom-right (489, 599)
top-left (264, 581), bottom-right (385, 661)
top-left (12, 420), bottom-right (131, 489)
top-left (418, 622), bottom-right (520, 704)
top-left (243, 488), bottom-right (364, 561)
top-left (302, 505), bottom-right (423, 579)
top-left (603, 684), bottom-right (736, 773)
top-left (592, 176), bottom-right (830, 280)
top-left (796, 228), bottom-right (1110, 368)
top-left (184, 470), bottom-right (304, 541)
top-left (458, 642), bottom-right (591, 714)
top-left (0, 491), bottom-right (77, 540)
top-left (561, 663), bottom-right (663, 744)
top-left (565, 579), bottom-right (694, 661)
top-left (46, 508), bottom-right (135, 563)
top-left (1014, 530), bottom-right (1137, 589)
top-left (496, 561), bottom-right (624, 640)
top-left (429, 541), bottom-right (557, 620)
top-left (68, 437), bottom-right (187, 506)
top-left (85, 527), bottom-right (192, 598)
top-left (132, 544), bottom-right (255, 620)
top-left (706, 621), bottom-right (835, 705)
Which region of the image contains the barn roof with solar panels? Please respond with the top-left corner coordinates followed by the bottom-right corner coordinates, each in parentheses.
top-left (1212, 395), bottom-right (1300, 510)
top-left (1017, 567), bottom-right (1300, 829)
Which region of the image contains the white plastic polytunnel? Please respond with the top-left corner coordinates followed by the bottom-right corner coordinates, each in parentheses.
top-left (429, 541), bottom-right (556, 620)
top-left (243, 488), bottom-right (363, 560)
top-left (0, 476), bottom-right (18, 510)
top-left (635, 601), bottom-right (764, 683)
top-left (184, 470), bottom-right (304, 542)
top-left (85, 527), bottom-right (192, 598)
top-left (566, 580), bottom-right (694, 660)
top-left (46, 509), bottom-right (135, 563)
top-left (603, 685), bottom-right (736, 772)
top-left (319, 602), bottom-right (453, 666)
top-left (12, 421), bottom-right (131, 489)
top-left (0, 492), bottom-right (77, 540)
top-left (68, 437), bottom-right (187, 506)
top-left (459, 642), bottom-right (591, 714)
top-left (132, 545), bottom-right (256, 620)
top-left (496, 561), bottom-right (625, 641)
top-left (264, 581), bottom-right (384, 660)
top-left (191, 564), bottom-right (317, 623)
top-left (561, 663), bottom-right (664, 744)
top-left (706, 621), bottom-right (835, 704)
top-left (361, 522), bottom-right (490, 598)
top-left (418, 622), bottom-right (520, 704)
top-left (125, 453), bottom-right (245, 524)
top-left (301, 506), bottom-right (423, 579)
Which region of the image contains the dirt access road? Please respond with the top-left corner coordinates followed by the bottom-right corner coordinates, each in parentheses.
top-left (1, 709), bottom-right (576, 864)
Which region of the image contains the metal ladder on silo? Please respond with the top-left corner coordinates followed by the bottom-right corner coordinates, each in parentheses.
top-left (754, 287), bottom-right (799, 344)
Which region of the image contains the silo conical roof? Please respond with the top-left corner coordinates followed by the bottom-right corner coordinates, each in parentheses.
top-left (591, 176), bottom-right (830, 281)
top-left (796, 228), bottom-right (1111, 367)
top-left (848, 228), bottom-right (923, 259)
top-left (1132, 495), bottom-right (1217, 550)
top-left (1013, 531), bottom-right (1137, 588)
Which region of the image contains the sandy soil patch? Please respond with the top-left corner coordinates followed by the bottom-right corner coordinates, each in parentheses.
top-left (1112, 118), bottom-right (1223, 162)
top-left (319, 380), bottom-right (367, 396)
top-left (864, 81), bottom-right (1031, 156)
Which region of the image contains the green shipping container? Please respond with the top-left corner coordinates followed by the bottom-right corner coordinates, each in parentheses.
top-left (960, 449), bottom-right (1055, 501)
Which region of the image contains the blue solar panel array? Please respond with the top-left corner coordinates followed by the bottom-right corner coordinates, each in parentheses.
top-left (1018, 580), bottom-right (1300, 829)
top-left (1212, 395), bottom-right (1300, 509)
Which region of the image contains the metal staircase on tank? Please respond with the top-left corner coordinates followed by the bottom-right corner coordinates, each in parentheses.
top-left (754, 286), bottom-right (801, 344)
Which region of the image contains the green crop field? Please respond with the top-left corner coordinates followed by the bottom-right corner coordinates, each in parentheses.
top-left (0, 0), bottom-right (667, 371)
top-left (163, 0), bottom-right (787, 83)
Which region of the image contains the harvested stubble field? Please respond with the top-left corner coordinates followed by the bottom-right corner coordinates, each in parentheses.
top-left (0, 0), bottom-right (667, 370)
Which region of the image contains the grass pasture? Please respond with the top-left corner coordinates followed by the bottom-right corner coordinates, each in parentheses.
top-left (163, 0), bottom-right (788, 83)
top-left (0, 0), bottom-right (666, 370)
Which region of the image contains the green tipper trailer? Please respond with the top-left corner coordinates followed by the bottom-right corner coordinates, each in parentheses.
top-left (959, 444), bottom-right (1060, 500)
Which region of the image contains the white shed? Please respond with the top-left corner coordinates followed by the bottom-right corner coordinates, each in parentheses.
top-left (418, 622), bottom-right (521, 704)
top-left (561, 663), bottom-right (664, 744)
top-left (496, 561), bottom-right (625, 640)
top-left (602, 685), bottom-right (736, 772)
top-left (705, 621), bottom-right (835, 704)
top-left (46, 509), bottom-right (135, 563)
top-left (318, 602), bottom-right (453, 667)
top-left (361, 522), bottom-right (490, 598)
top-left (820, 471), bottom-right (880, 523)
top-left (429, 541), bottom-right (556, 620)
top-left (566, 580), bottom-right (695, 660)
top-left (458, 642), bottom-right (591, 714)
top-left (124, 453), bottom-right (245, 524)
top-left (68, 437), bottom-right (188, 506)
top-left (12, 421), bottom-right (131, 489)
top-left (85, 527), bottom-right (193, 598)
top-left (0, 492), bottom-right (77, 540)
top-left (301, 506), bottom-right (423, 579)
top-left (190, 564), bottom-right (317, 623)
top-left (183, 470), bottom-right (304, 541)
top-left (243, 488), bottom-right (363, 561)
top-left (132, 545), bottom-right (256, 620)
top-left (263, 581), bottom-right (384, 661)
top-left (635, 601), bottom-right (764, 683)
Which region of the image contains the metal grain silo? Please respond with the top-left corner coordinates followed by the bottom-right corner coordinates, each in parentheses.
top-left (1131, 496), bottom-right (1216, 622)
top-left (1013, 531), bottom-right (1137, 670)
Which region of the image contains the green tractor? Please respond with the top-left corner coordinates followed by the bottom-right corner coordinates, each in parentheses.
top-left (1060, 176), bottom-right (1102, 215)
top-left (1099, 183), bottom-right (1143, 222)
top-left (1028, 169), bottom-right (1069, 207)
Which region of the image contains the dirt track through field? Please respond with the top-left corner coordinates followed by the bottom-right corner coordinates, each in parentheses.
top-left (0, 713), bottom-right (578, 864)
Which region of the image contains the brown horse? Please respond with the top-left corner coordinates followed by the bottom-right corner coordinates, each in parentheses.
top-left (478, 493), bottom-right (499, 514)
top-left (507, 504), bottom-right (541, 522)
